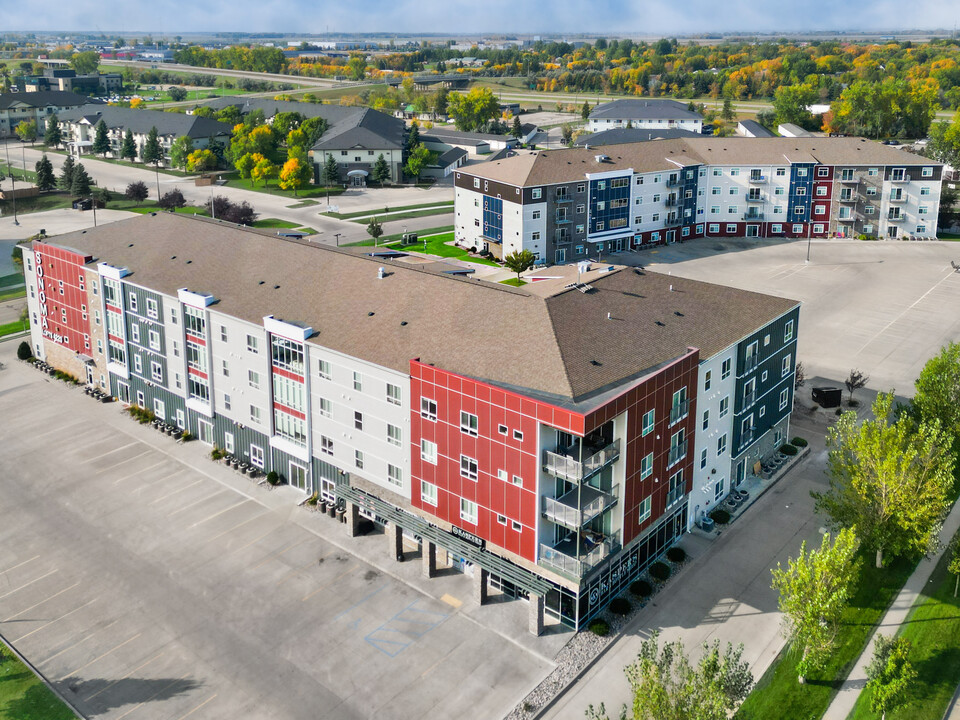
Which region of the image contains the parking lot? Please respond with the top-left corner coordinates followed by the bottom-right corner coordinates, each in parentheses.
top-left (0, 345), bottom-right (556, 720)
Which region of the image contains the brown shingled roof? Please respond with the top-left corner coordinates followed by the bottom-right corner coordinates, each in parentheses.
top-left (42, 213), bottom-right (797, 405)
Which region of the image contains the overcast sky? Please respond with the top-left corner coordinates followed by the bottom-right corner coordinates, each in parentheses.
top-left (5, 0), bottom-right (959, 36)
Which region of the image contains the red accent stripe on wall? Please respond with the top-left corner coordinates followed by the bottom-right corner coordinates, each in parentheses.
top-left (185, 333), bottom-right (206, 346)
top-left (273, 402), bottom-right (306, 420)
top-left (187, 367), bottom-right (208, 380)
top-left (272, 366), bottom-right (304, 383)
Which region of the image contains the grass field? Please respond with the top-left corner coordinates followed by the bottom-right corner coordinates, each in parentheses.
top-left (217, 172), bottom-right (345, 200)
top-left (324, 200), bottom-right (454, 221)
top-left (735, 552), bottom-right (916, 720)
top-left (0, 641), bottom-right (75, 720)
top-left (500, 277), bottom-right (527, 286)
top-left (343, 225), bottom-right (455, 247)
top-left (349, 206), bottom-right (455, 224)
top-left (383, 232), bottom-right (500, 267)
top-left (0, 319), bottom-right (28, 338)
top-left (0, 288), bottom-right (26, 302)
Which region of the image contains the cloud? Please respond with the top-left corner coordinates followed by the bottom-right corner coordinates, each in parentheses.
top-left (4, 0), bottom-right (959, 34)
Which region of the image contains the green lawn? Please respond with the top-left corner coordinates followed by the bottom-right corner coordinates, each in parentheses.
top-left (500, 277), bottom-right (527, 286)
top-left (324, 201), bottom-right (454, 220)
top-left (0, 273), bottom-right (24, 290)
top-left (344, 225), bottom-right (455, 247)
top-left (939, 232), bottom-right (960, 240)
top-left (0, 161), bottom-right (37, 183)
top-left (383, 232), bottom-right (500, 267)
top-left (252, 218), bottom-right (301, 229)
top-left (0, 642), bottom-right (75, 720)
top-left (0, 319), bottom-right (29, 338)
top-left (848, 532), bottom-right (960, 720)
top-left (0, 288), bottom-right (26, 303)
top-left (349, 206), bottom-right (455, 224)
top-left (0, 192), bottom-right (74, 216)
top-left (39, 148), bottom-right (190, 177)
top-left (735, 552), bottom-right (917, 720)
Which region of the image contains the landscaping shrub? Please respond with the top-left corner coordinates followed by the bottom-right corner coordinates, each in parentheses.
top-left (266, 470), bottom-right (280, 486)
top-left (666, 546), bottom-right (687, 563)
top-left (609, 597), bottom-right (632, 615)
top-left (307, 492), bottom-right (319, 506)
top-left (210, 446), bottom-right (225, 461)
top-left (779, 443), bottom-right (798, 456)
top-left (588, 618), bottom-right (610, 636)
top-left (180, 431), bottom-right (193, 441)
top-left (848, 398), bottom-right (860, 408)
top-left (629, 580), bottom-right (652, 598)
top-left (127, 405), bottom-right (155, 424)
top-left (710, 508), bottom-right (731, 525)
top-left (17, 341), bottom-right (33, 361)
top-left (791, 436), bottom-right (808, 447)
top-left (649, 561), bottom-right (671, 581)
top-left (835, 407), bottom-right (843, 416)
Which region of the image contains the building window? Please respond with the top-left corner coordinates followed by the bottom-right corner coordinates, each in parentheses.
top-left (250, 405), bottom-right (261, 424)
top-left (704, 370), bottom-right (712, 391)
top-left (224, 433), bottom-right (234, 454)
top-left (319, 398), bottom-right (331, 417)
top-left (250, 445), bottom-right (264, 468)
top-left (148, 329), bottom-right (160, 351)
top-left (719, 396), bottom-right (729, 418)
top-left (460, 498), bottom-right (478, 524)
top-left (532, 188), bottom-right (542, 199)
top-left (151, 361), bottom-right (163, 382)
top-left (421, 481), bottom-right (438, 506)
top-left (318, 359), bottom-right (331, 379)
top-left (780, 388), bottom-right (790, 410)
top-left (246, 334), bottom-right (259, 353)
top-left (784, 320), bottom-right (794, 342)
top-left (640, 452), bottom-right (653, 480)
top-left (532, 210), bottom-right (541, 220)
top-left (715, 479), bottom-right (725, 501)
top-left (321, 435), bottom-right (334, 455)
top-left (387, 424), bottom-right (402, 447)
top-left (702, 409), bottom-right (709, 430)
top-left (782, 355), bottom-right (791, 377)
top-left (700, 448), bottom-right (708, 469)
top-left (497, 514), bottom-right (507, 525)
top-left (353, 371), bottom-right (362, 391)
top-left (223, 394), bottom-right (231, 411)
top-left (638, 496), bottom-right (652, 523)
top-left (131, 324), bottom-right (140, 344)
top-left (460, 411), bottom-right (478, 436)
top-left (387, 464), bottom-right (402, 487)
top-left (129, 292), bottom-right (138, 312)
top-left (355, 450), bottom-right (364, 469)
top-left (642, 409), bottom-right (655, 436)
top-left (219, 325), bottom-right (228, 342)
top-left (421, 398), bottom-right (437, 421)
top-left (248, 370), bottom-right (260, 389)
top-left (460, 455), bottom-right (478, 481)
top-left (512, 475), bottom-right (522, 487)
top-left (354, 411), bottom-right (363, 430)
top-left (513, 430), bottom-right (523, 441)
top-left (922, 166), bottom-right (933, 177)
top-left (133, 355), bottom-right (142, 374)
top-left (146, 298), bottom-right (158, 319)
top-left (717, 434), bottom-right (727, 455)
top-left (421, 439), bottom-right (437, 464)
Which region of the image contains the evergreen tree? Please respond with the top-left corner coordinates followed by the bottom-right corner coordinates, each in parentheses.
top-left (59, 155), bottom-right (76, 191)
top-left (142, 127), bottom-right (163, 166)
top-left (34, 154), bottom-right (56, 192)
top-left (70, 163), bottom-right (92, 197)
top-left (581, 101), bottom-right (591, 120)
top-left (511, 116), bottom-right (523, 139)
top-left (407, 122), bottom-right (420, 148)
top-left (372, 153), bottom-right (391, 185)
top-left (92, 119), bottom-right (110, 157)
top-left (120, 129), bottom-right (137, 162)
top-left (322, 154), bottom-right (339, 186)
top-left (43, 114), bottom-right (62, 148)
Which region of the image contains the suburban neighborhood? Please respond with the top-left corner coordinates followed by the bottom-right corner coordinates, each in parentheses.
top-left (2, 15), bottom-right (960, 720)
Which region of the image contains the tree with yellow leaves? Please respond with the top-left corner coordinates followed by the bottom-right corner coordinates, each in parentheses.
top-left (278, 148), bottom-right (312, 196)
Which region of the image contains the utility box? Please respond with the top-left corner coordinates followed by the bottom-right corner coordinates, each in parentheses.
top-left (401, 233), bottom-right (418, 246)
top-left (812, 386), bottom-right (843, 408)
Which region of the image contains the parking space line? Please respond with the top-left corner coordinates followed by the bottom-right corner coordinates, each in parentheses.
top-left (84, 441), bottom-right (139, 463)
top-left (205, 510), bottom-right (268, 545)
top-left (3, 581), bottom-right (82, 621)
top-left (174, 693), bottom-right (218, 719)
top-left (275, 559), bottom-right (319, 587)
top-left (0, 568), bottom-right (58, 600)
top-left (167, 490), bottom-right (228, 518)
top-left (112, 674), bottom-right (189, 720)
top-left (302, 565), bottom-right (357, 602)
top-left (0, 554), bottom-right (40, 576)
top-left (83, 650), bottom-right (165, 701)
top-left (58, 632), bottom-right (143, 679)
top-left (148, 478), bottom-right (204, 506)
top-left (222, 524), bottom-right (281, 556)
top-left (13, 598), bottom-right (98, 643)
top-left (99, 448), bottom-right (153, 472)
top-left (112, 458), bottom-right (169, 484)
top-left (249, 537), bottom-right (312, 571)
top-left (37, 619), bottom-right (119, 666)
top-left (188, 499), bottom-right (251, 529)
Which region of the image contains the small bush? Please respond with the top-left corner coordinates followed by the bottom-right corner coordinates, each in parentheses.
top-left (848, 398), bottom-right (860, 408)
top-left (649, 561), bottom-right (671, 581)
top-left (666, 546), bottom-right (687, 563)
top-left (609, 597), bottom-right (632, 615)
top-left (266, 470), bottom-right (280, 486)
top-left (180, 431), bottom-right (193, 441)
top-left (306, 492), bottom-right (319, 506)
top-left (17, 341), bottom-right (33, 361)
top-left (127, 405), bottom-right (155, 424)
top-left (210, 446), bottom-right (225, 461)
top-left (629, 580), bottom-right (652, 598)
top-left (588, 618), bottom-right (610, 636)
top-left (791, 436), bottom-right (808, 447)
top-left (779, 443), bottom-right (798, 456)
top-left (835, 407), bottom-right (843, 416)
top-left (710, 508), bottom-right (731, 525)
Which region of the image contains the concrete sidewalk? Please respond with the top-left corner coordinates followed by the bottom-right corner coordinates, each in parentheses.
top-left (822, 499), bottom-right (960, 720)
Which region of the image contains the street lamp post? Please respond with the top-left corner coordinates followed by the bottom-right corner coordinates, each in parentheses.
top-left (334, 232), bottom-right (341, 247)
top-left (806, 234), bottom-right (812, 263)
top-left (3, 140), bottom-right (19, 226)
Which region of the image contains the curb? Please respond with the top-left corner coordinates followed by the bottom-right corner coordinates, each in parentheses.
top-left (528, 444), bottom-right (812, 720)
top-left (0, 631), bottom-right (85, 719)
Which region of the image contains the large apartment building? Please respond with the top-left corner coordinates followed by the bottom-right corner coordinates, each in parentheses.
top-left (587, 99), bottom-right (704, 134)
top-left (453, 137), bottom-right (943, 264)
top-left (21, 213), bottom-right (798, 633)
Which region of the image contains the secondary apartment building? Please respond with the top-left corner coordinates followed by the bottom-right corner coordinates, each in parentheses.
top-left (587, 99), bottom-right (704, 134)
top-left (56, 107), bottom-right (233, 165)
top-left (21, 213), bottom-right (798, 633)
top-left (0, 90), bottom-right (100, 138)
top-left (454, 137), bottom-right (943, 264)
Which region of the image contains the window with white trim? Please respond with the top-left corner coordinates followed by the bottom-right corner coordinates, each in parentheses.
top-left (638, 496), bottom-right (651, 523)
top-left (386, 383), bottom-right (401, 406)
top-left (421, 439), bottom-right (437, 464)
top-left (782, 354), bottom-right (791, 377)
top-left (250, 445), bottom-right (264, 468)
top-left (318, 359), bottom-right (331, 379)
top-left (146, 298), bottom-right (158, 319)
top-left (780, 388), bottom-right (790, 410)
top-left (641, 452), bottom-right (653, 480)
top-left (387, 464), bottom-right (402, 487)
top-left (421, 481), bottom-right (438, 506)
top-left (460, 455), bottom-right (478, 481)
top-left (642, 409), bottom-right (655, 436)
top-left (387, 424), bottom-right (402, 447)
top-left (460, 411), bottom-right (478, 436)
top-left (460, 498), bottom-right (478, 524)
top-left (421, 398), bottom-right (437, 421)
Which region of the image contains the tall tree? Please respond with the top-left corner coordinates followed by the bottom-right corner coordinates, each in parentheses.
top-left (407, 122), bottom-right (420, 148)
top-left (186, 149), bottom-right (216, 172)
top-left (949, 536), bottom-right (960, 598)
top-left (92, 119), bottom-right (110, 157)
top-left (34, 155), bottom-right (56, 191)
top-left (70, 163), bottom-right (92, 197)
top-left (169, 135), bottom-right (194, 170)
top-left (59, 155), bottom-right (76, 191)
top-left (119, 129), bottom-right (137, 162)
top-left (278, 151), bottom-right (311, 196)
top-left (816, 392), bottom-right (955, 568)
top-left (865, 635), bottom-right (916, 720)
top-left (142, 126), bottom-right (163, 167)
top-left (70, 50), bottom-right (100, 75)
top-left (503, 249), bottom-right (537, 281)
top-left (372, 153), bottom-right (391, 185)
top-left (347, 54), bottom-right (367, 80)
top-left (511, 116), bottom-right (523, 139)
top-left (15, 120), bottom-right (38, 145)
top-left (322, 154), bottom-right (339, 186)
top-left (250, 155), bottom-right (278, 187)
top-left (913, 342), bottom-right (960, 442)
top-left (845, 368), bottom-right (869, 402)
top-left (124, 181), bottom-right (149, 205)
top-left (43, 113), bottom-right (62, 148)
top-left (404, 143), bottom-right (431, 183)
top-left (771, 527), bottom-right (860, 683)
top-left (366, 216), bottom-right (383, 244)
top-left (585, 631), bottom-right (753, 720)
top-left (581, 101), bottom-right (591, 120)
top-left (447, 87), bottom-right (500, 132)
top-left (772, 84), bottom-right (818, 129)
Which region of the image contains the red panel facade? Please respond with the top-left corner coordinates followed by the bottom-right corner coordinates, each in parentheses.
top-left (31, 243), bottom-right (94, 355)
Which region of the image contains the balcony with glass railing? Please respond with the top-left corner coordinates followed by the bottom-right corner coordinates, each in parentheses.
top-left (540, 532), bottom-right (619, 576)
top-left (667, 439), bottom-right (688, 467)
top-left (743, 212), bottom-right (764, 221)
top-left (669, 399), bottom-right (689, 426)
top-left (665, 486), bottom-right (686, 509)
top-left (888, 194), bottom-right (906, 203)
top-left (543, 438), bottom-right (621, 483)
top-left (541, 483), bottom-right (619, 530)
top-left (744, 355), bottom-right (758, 372)
top-left (742, 391), bottom-right (756, 409)
top-left (887, 212), bottom-right (905, 222)
top-left (749, 173), bottom-right (767, 183)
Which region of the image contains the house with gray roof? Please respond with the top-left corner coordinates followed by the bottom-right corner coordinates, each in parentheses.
top-left (57, 106), bottom-right (232, 165)
top-left (309, 107), bottom-right (406, 185)
top-left (587, 99), bottom-right (703, 134)
top-left (736, 119), bottom-right (776, 138)
top-left (0, 90), bottom-right (101, 139)
top-left (574, 127), bottom-right (702, 147)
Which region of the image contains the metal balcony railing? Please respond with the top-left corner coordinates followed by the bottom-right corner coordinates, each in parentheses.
top-left (746, 194), bottom-right (764, 203)
top-left (749, 174), bottom-right (767, 183)
top-left (539, 535), bottom-right (618, 576)
top-left (743, 212), bottom-right (764, 221)
top-left (839, 175), bottom-right (860, 184)
top-left (665, 177), bottom-right (680, 187)
top-left (665, 486), bottom-right (686, 508)
top-left (890, 175), bottom-right (909, 183)
top-left (839, 195), bottom-right (857, 203)
top-left (555, 193), bottom-right (572, 203)
top-left (887, 213), bottom-right (905, 222)
top-left (664, 196), bottom-right (678, 207)
top-left (667, 439), bottom-right (688, 467)
top-left (742, 391), bottom-right (756, 408)
top-left (669, 399), bottom-right (689, 425)
top-left (542, 438), bottom-right (621, 483)
top-left (541, 483), bottom-right (619, 529)
top-left (744, 355), bottom-right (759, 372)
top-left (888, 195), bottom-right (906, 203)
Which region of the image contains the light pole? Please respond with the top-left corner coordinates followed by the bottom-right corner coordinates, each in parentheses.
top-left (806, 234), bottom-right (812, 263)
top-left (334, 232), bottom-right (341, 247)
top-left (3, 139), bottom-right (18, 226)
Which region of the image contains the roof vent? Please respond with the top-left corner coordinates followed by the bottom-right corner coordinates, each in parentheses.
top-left (595, 154), bottom-right (609, 163)
top-left (606, 312), bottom-right (611, 320)
top-left (186, 260), bottom-right (192, 264)
top-left (674, 311), bottom-right (684, 317)
top-left (590, 359), bottom-right (602, 366)
top-left (368, 311), bottom-right (375, 316)
top-left (258, 280), bottom-right (265, 285)
top-left (171, 256), bottom-right (177, 260)
top-left (273, 285), bottom-right (280, 290)
top-left (128, 243), bottom-right (134, 247)
top-left (669, 284), bottom-right (673, 291)
top-left (400, 321), bottom-right (408, 326)
top-left (655, 320), bottom-right (666, 327)
top-left (378, 266), bottom-right (385, 280)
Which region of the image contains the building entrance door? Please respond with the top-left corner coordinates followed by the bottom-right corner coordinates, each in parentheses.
top-left (290, 462), bottom-right (308, 492)
top-left (746, 225), bottom-right (759, 237)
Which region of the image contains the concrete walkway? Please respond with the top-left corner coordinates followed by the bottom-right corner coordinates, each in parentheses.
top-left (822, 499), bottom-right (960, 720)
